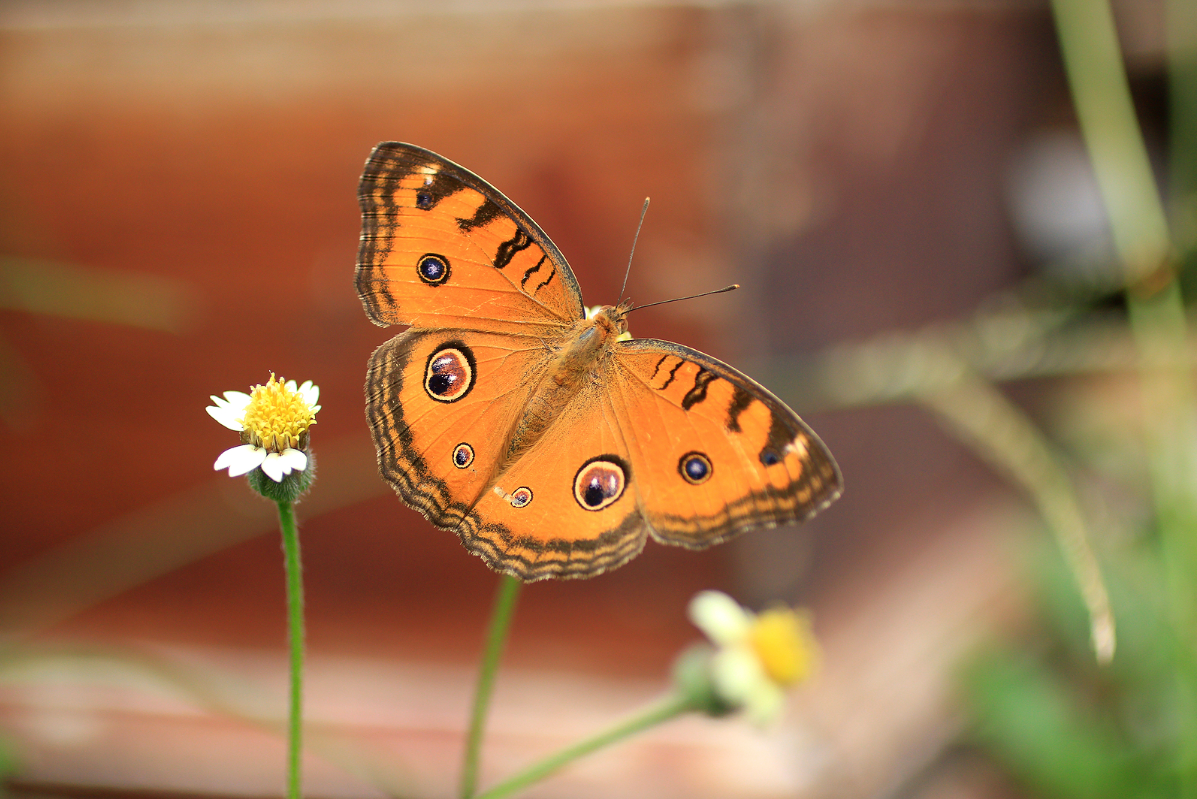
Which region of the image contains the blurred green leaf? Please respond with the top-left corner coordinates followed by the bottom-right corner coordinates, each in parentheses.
top-left (964, 650), bottom-right (1167, 799)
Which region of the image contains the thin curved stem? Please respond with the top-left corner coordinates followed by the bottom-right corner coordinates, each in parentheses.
top-left (277, 499), bottom-right (305, 799)
top-left (460, 575), bottom-right (522, 799)
top-left (474, 691), bottom-right (699, 799)
top-left (918, 366), bottom-right (1114, 661)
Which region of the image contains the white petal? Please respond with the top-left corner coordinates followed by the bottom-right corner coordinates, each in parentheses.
top-left (689, 591), bottom-right (752, 645)
top-left (710, 646), bottom-right (787, 725)
top-left (213, 446), bottom-right (238, 471)
top-left (261, 452), bottom-right (286, 482)
top-left (284, 379), bottom-right (298, 392)
top-left (217, 390), bottom-right (252, 410)
top-left (206, 391), bottom-right (251, 430)
top-left (742, 680), bottom-right (786, 727)
top-left (298, 380), bottom-right (320, 407)
top-left (214, 444), bottom-right (266, 476)
top-left (278, 448), bottom-right (308, 473)
top-left (710, 646), bottom-right (765, 706)
top-left (206, 404), bottom-right (244, 431)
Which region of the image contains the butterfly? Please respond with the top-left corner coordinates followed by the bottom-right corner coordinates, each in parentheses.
top-left (357, 142), bottom-right (842, 581)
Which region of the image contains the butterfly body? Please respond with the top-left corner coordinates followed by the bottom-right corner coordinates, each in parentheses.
top-left (358, 143), bottom-right (841, 581)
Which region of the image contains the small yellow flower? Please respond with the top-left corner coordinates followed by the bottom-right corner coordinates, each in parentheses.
top-left (688, 590), bottom-right (818, 725)
top-left (207, 375), bottom-right (320, 482)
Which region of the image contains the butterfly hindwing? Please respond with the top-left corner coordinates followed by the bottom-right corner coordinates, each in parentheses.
top-left (456, 374), bottom-right (647, 581)
top-left (357, 142), bottom-right (585, 337)
top-left (369, 331), bottom-right (650, 581)
top-left (610, 339), bottom-right (841, 547)
top-left (365, 327), bottom-right (557, 530)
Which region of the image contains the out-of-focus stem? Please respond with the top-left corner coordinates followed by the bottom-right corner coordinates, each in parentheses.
top-left (460, 575), bottom-right (522, 799)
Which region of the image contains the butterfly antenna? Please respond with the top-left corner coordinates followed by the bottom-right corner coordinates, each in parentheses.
top-left (628, 284), bottom-right (740, 313)
top-left (619, 198), bottom-right (650, 305)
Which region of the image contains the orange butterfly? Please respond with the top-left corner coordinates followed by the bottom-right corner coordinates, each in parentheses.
top-left (357, 143), bottom-right (842, 581)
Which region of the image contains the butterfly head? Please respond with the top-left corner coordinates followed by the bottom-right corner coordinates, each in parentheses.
top-left (554, 303), bottom-right (632, 381)
top-left (584, 302), bottom-right (633, 343)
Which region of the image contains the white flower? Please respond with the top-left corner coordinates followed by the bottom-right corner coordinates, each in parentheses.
top-left (207, 376), bottom-right (320, 482)
top-left (688, 590), bottom-right (818, 726)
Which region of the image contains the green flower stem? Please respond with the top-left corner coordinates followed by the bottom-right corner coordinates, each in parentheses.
top-left (277, 499), bottom-right (305, 799)
top-left (460, 575), bottom-right (522, 799)
top-left (474, 691), bottom-right (700, 799)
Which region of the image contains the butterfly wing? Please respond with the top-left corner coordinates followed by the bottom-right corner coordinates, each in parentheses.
top-left (610, 339), bottom-right (841, 546)
top-left (447, 339), bottom-right (841, 581)
top-left (359, 142), bottom-right (589, 553)
top-left (456, 374), bottom-right (647, 581)
top-left (357, 142), bottom-right (585, 337)
top-left (365, 327), bottom-right (558, 530)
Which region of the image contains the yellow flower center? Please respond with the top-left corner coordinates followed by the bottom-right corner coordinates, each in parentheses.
top-left (239, 374), bottom-right (317, 453)
top-left (748, 608), bottom-right (817, 687)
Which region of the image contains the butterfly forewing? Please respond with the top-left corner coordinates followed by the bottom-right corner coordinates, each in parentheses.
top-left (611, 340), bottom-right (842, 546)
top-left (358, 142), bottom-right (585, 336)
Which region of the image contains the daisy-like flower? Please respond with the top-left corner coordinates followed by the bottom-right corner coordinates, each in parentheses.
top-left (207, 374), bottom-right (320, 483)
top-left (687, 590), bottom-right (818, 726)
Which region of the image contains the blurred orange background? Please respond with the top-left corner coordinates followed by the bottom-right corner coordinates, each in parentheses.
top-left (0, 1), bottom-right (1173, 797)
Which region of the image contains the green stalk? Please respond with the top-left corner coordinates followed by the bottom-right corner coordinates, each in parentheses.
top-left (1168, 0), bottom-right (1197, 221)
top-left (474, 691), bottom-right (699, 799)
top-left (1050, 0), bottom-right (1172, 278)
top-left (1165, 0), bottom-right (1197, 640)
top-left (1052, 0), bottom-right (1195, 635)
top-left (460, 575), bottom-right (522, 799)
top-left (1052, 0), bottom-right (1197, 793)
top-left (277, 499), bottom-right (305, 799)
top-left (1048, 0), bottom-right (1191, 535)
top-left (919, 368), bottom-right (1114, 661)
top-left (1167, 4), bottom-right (1197, 796)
